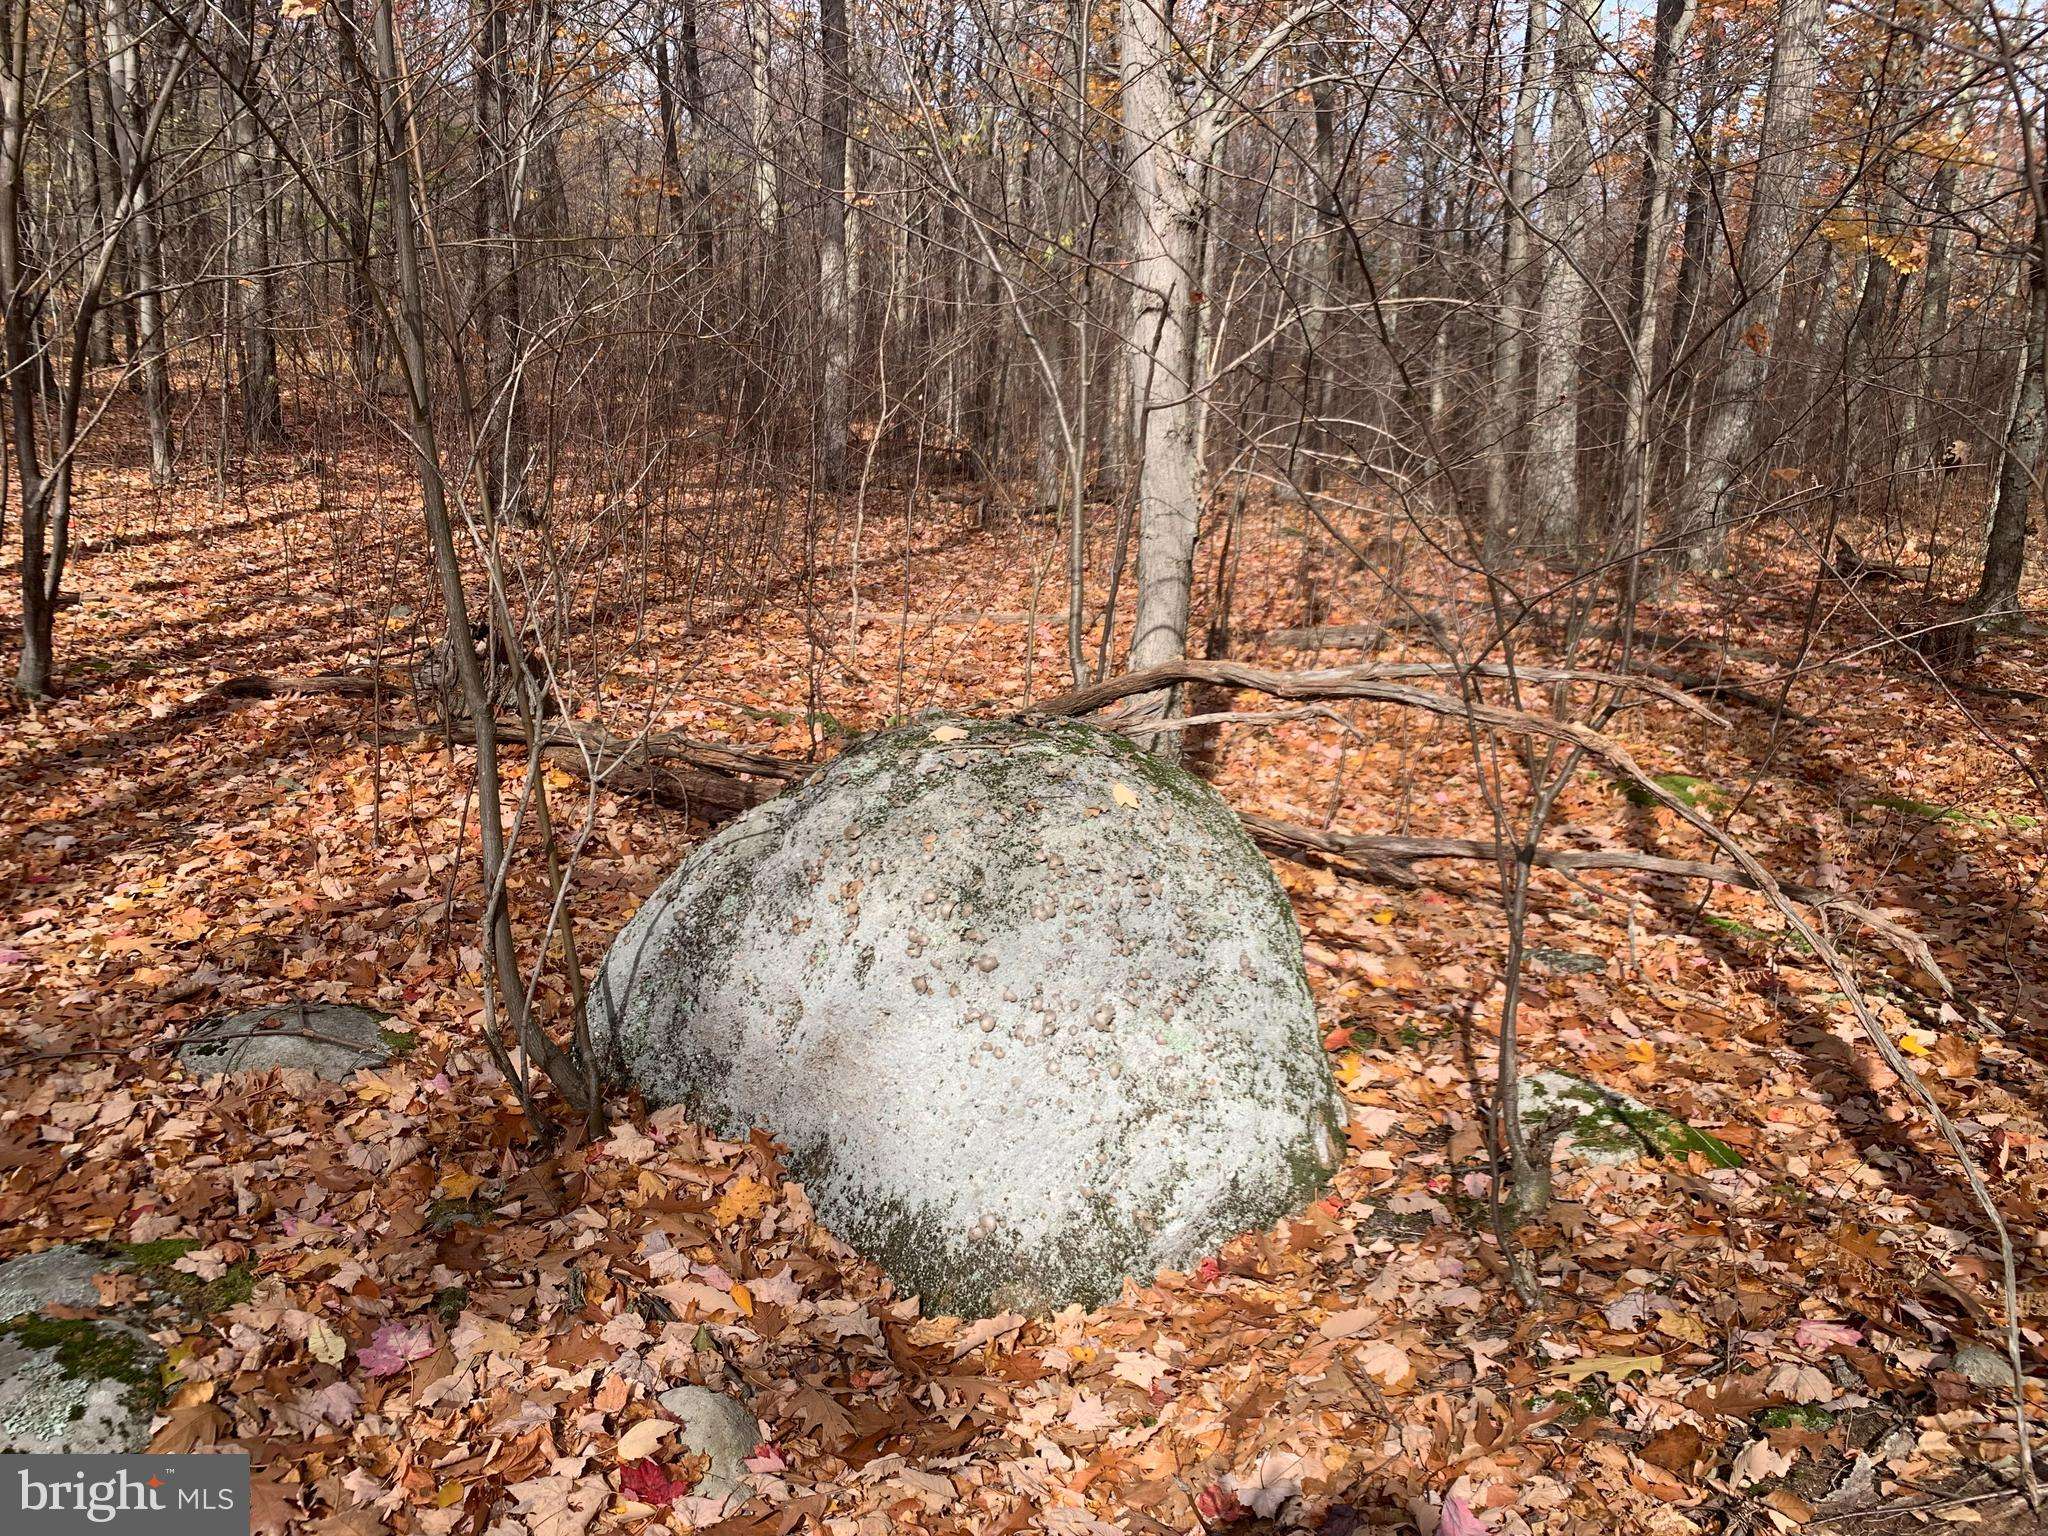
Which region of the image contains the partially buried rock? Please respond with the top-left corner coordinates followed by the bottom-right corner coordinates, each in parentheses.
top-left (178, 1002), bottom-right (400, 1081)
top-left (1517, 1071), bottom-right (1742, 1169)
top-left (0, 1249), bottom-right (163, 1453)
top-left (594, 716), bottom-right (1344, 1317)
top-left (655, 1385), bottom-right (759, 1503)
top-left (0, 1245), bottom-right (107, 1319)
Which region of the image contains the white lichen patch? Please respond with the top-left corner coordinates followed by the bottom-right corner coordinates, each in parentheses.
top-left (593, 716), bottom-right (1343, 1316)
top-left (0, 1319), bottom-right (162, 1454)
top-left (0, 1246), bottom-right (108, 1320)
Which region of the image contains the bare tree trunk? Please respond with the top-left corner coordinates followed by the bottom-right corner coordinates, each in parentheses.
top-left (1616, 0), bottom-right (1697, 553)
top-left (100, 0), bottom-right (172, 481)
top-left (748, 0), bottom-right (776, 234)
top-left (1121, 0), bottom-right (1203, 717)
top-left (224, 0), bottom-right (281, 442)
top-left (1484, 0), bottom-right (1548, 550)
top-left (333, 0), bottom-right (376, 391)
top-left (1523, 0), bottom-right (1598, 552)
top-left (64, 6), bottom-right (113, 367)
top-left (1294, 53), bottom-right (1339, 495)
top-left (1971, 228), bottom-right (2044, 624)
top-left (472, 0), bottom-right (527, 523)
top-left (1669, 0), bottom-right (1825, 572)
top-left (818, 0), bottom-right (850, 488)
top-left (361, 0), bottom-right (597, 1125)
top-left (1902, 94), bottom-right (1971, 469)
top-left (1, 0), bottom-right (55, 694)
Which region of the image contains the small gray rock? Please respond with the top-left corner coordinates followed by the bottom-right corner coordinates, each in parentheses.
top-left (1517, 1071), bottom-right (1743, 1170)
top-left (0, 1317), bottom-right (162, 1453)
top-left (655, 1385), bottom-right (759, 1504)
top-left (178, 1003), bottom-right (395, 1081)
top-left (0, 1246), bottom-right (110, 1320)
top-left (1951, 1344), bottom-right (2019, 1391)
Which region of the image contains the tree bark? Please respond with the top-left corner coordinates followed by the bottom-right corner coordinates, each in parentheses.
top-left (818, 0), bottom-right (850, 488)
top-left (1669, 0), bottom-right (1826, 572)
top-left (1616, 0), bottom-right (1696, 557)
top-left (1970, 228), bottom-right (2045, 624)
top-left (1121, 0), bottom-right (1204, 718)
top-left (224, 0), bottom-right (281, 441)
top-left (100, 0), bottom-right (172, 481)
top-left (1483, 0), bottom-right (1548, 549)
top-left (1523, 0), bottom-right (1598, 551)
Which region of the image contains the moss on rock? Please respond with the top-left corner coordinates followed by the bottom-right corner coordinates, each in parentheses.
top-left (594, 715), bottom-right (1341, 1316)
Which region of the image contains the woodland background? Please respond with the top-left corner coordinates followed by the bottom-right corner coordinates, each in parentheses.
top-left (2, 0), bottom-right (2048, 1530)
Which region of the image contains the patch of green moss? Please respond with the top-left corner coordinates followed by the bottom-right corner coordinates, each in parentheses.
top-left (0, 1316), bottom-right (163, 1418)
top-left (1529, 1076), bottom-right (1743, 1169)
top-left (378, 1026), bottom-right (418, 1058)
top-left (1867, 793), bottom-right (1960, 822)
top-left (109, 1240), bottom-right (250, 1316)
top-left (425, 1197), bottom-right (492, 1233)
top-left (1759, 1404), bottom-right (1835, 1430)
top-left (115, 1239), bottom-right (199, 1271)
top-left (432, 1286), bottom-right (469, 1325)
top-left (1620, 772), bottom-right (1726, 810)
top-left (1535, 1385), bottom-right (1609, 1424)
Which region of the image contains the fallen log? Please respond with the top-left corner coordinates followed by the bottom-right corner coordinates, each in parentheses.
top-left (210, 672), bottom-right (389, 699)
top-left (449, 719), bottom-right (804, 823)
top-left (1238, 814), bottom-right (1947, 992)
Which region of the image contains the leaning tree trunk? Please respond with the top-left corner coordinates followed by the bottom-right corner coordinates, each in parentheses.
top-left (1669, 0), bottom-right (1826, 573)
top-left (1970, 228), bottom-right (2045, 625)
top-left (1121, 0), bottom-right (1204, 721)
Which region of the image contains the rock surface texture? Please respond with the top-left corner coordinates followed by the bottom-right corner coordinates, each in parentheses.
top-left (178, 1002), bottom-right (396, 1081)
top-left (595, 716), bottom-right (1343, 1316)
top-left (0, 1248), bottom-right (162, 1453)
top-left (655, 1385), bottom-right (760, 1503)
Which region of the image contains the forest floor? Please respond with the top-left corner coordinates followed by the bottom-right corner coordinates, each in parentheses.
top-left (2, 425), bottom-right (2047, 1536)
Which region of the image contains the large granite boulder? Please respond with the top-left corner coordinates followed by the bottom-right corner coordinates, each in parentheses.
top-left (594, 716), bottom-right (1343, 1316)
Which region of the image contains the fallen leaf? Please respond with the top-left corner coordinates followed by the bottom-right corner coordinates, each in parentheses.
top-left (616, 1418), bottom-right (676, 1461)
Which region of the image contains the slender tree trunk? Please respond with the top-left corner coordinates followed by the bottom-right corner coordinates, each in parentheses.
top-left (1616, 0), bottom-right (1697, 552)
top-left (225, 0), bottom-right (281, 441)
top-left (1669, 0), bottom-right (1826, 572)
top-left (472, 0), bottom-right (528, 523)
top-left (1971, 230), bottom-right (2045, 624)
top-left (361, 0), bottom-right (596, 1124)
top-left (748, 0), bottom-right (776, 234)
top-left (1523, 0), bottom-right (1598, 552)
top-left (818, 0), bottom-right (850, 488)
top-left (1295, 55), bottom-right (1339, 495)
top-left (1, 0), bottom-right (54, 693)
top-left (100, 0), bottom-right (172, 481)
top-left (1484, 0), bottom-right (1548, 550)
top-left (1902, 95), bottom-right (1971, 468)
top-left (64, 7), bottom-right (113, 367)
top-left (333, 0), bottom-right (376, 390)
top-left (1121, 0), bottom-right (1203, 718)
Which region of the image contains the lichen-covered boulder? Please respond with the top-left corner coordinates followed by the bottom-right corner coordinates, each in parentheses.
top-left (594, 716), bottom-right (1343, 1316)
top-left (0, 1245), bottom-right (106, 1319)
top-left (0, 1249), bottom-right (162, 1453)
